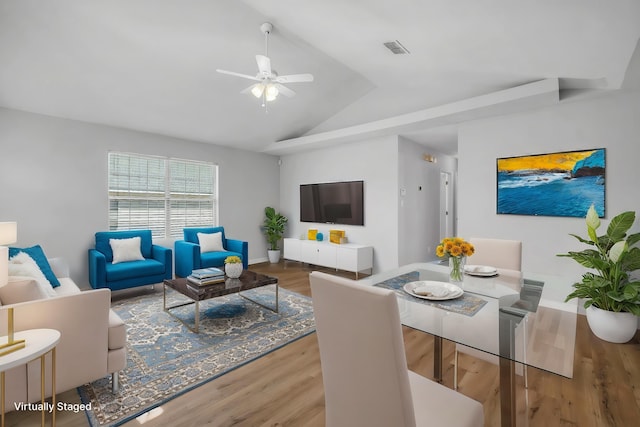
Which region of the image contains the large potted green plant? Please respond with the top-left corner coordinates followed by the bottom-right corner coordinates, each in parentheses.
top-left (558, 205), bottom-right (640, 343)
top-left (261, 206), bottom-right (288, 263)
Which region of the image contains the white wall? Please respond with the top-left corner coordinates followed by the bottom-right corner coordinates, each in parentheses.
top-left (398, 137), bottom-right (457, 264)
top-left (457, 89), bottom-right (640, 281)
top-left (0, 108), bottom-right (280, 286)
top-left (279, 136), bottom-right (400, 273)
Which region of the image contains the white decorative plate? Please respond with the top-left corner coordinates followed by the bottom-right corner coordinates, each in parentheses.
top-left (403, 281), bottom-right (463, 301)
top-left (464, 265), bottom-right (498, 277)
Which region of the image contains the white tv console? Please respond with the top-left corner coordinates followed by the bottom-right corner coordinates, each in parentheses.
top-left (283, 238), bottom-right (373, 279)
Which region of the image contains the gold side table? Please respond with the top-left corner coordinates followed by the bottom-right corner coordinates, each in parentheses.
top-left (0, 329), bottom-right (61, 427)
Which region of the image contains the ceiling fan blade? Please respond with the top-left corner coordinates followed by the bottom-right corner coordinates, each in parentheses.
top-left (274, 73), bottom-right (314, 83)
top-left (256, 55), bottom-right (272, 77)
top-left (240, 84), bottom-right (256, 94)
top-left (275, 83), bottom-right (296, 98)
top-left (216, 69), bottom-right (260, 81)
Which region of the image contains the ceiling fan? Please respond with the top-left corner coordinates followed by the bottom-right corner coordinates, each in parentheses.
top-left (216, 22), bottom-right (314, 107)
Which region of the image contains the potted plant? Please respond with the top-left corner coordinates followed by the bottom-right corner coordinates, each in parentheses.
top-left (558, 205), bottom-right (640, 343)
top-left (261, 206), bottom-right (288, 263)
top-left (224, 255), bottom-right (243, 278)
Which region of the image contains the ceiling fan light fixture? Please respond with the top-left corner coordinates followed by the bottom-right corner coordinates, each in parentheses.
top-left (265, 83), bottom-right (278, 101)
top-left (251, 83), bottom-right (264, 98)
top-left (216, 22), bottom-right (313, 108)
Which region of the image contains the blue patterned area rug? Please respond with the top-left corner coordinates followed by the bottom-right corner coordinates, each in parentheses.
top-left (79, 286), bottom-right (315, 426)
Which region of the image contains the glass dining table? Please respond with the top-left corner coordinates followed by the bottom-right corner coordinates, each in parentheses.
top-left (359, 262), bottom-right (578, 427)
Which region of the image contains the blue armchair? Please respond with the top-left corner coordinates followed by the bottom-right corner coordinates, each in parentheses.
top-left (88, 230), bottom-right (173, 291)
top-left (174, 227), bottom-right (248, 277)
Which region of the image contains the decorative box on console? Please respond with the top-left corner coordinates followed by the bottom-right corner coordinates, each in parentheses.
top-left (307, 229), bottom-right (318, 240)
top-left (330, 229), bottom-right (345, 244)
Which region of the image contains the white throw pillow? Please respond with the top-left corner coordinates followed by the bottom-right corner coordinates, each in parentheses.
top-left (8, 252), bottom-right (57, 298)
top-left (110, 236), bottom-right (145, 264)
top-left (198, 232), bottom-right (224, 253)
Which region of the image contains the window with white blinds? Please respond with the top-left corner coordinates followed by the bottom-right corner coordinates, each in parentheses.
top-left (108, 152), bottom-right (217, 239)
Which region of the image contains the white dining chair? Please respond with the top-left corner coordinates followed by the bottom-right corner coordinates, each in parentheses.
top-left (310, 271), bottom-right (484, 427)
top-left (454, 237), bottom-right (526, 390)
top-left (467, 237), bottom-right (522, 271)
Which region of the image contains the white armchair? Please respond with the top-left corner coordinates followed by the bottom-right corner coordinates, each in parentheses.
top-left (0, 258), bottom-right (125, 410)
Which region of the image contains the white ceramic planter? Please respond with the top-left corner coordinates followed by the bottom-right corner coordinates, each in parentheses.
top-left (225, 262), bottom-right (243, 279)
top-left (586, 305), bottom-right (638, 343)
top-left (267, 250), bottom-right (281, 264)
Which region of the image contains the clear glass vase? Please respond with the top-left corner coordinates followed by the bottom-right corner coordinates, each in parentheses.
top-left (449, 256), bottom-right (466, 284)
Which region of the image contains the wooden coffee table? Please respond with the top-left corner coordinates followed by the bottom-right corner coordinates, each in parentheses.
top-left (163, 270), bottom-right (278, 333)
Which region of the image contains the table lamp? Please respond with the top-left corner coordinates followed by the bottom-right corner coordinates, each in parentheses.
top-left (0, 221), bottom-right (24, 356)
top-left (0, 222), bottom-right (17, 287)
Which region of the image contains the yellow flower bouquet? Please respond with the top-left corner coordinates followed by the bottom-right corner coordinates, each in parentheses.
top-left (436, 237), bottom-right (474, 282)
top-left (436, 237), bottom-right (475, 258)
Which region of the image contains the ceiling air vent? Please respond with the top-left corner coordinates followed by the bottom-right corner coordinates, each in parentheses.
top-left (383, 40), bottom-right (410, 54)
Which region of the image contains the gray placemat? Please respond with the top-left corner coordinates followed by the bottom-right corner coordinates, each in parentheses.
top-left (374, 271), bottom-right (488, 317)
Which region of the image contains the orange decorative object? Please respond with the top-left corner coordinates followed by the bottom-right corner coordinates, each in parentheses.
top-left (330, 229), bottom-right (345, 244)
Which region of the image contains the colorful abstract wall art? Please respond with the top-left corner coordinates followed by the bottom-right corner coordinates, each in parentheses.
top-left (497, 148), bottom-right (605, 218)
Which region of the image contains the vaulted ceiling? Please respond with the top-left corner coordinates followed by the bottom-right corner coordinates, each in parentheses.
top-left (1, 0), bottom-right (638, 155)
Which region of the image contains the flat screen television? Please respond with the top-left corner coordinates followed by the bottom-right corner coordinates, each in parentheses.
top-left (300, 180), bottom-right (364, 225)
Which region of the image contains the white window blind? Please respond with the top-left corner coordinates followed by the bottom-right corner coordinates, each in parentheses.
top-left (108, 152), bottom-right (217, 239)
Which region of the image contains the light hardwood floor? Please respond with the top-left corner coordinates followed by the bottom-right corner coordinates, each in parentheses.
top-left (6, 261), bottom-right (640, 426)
